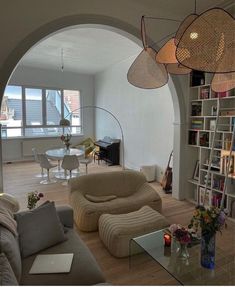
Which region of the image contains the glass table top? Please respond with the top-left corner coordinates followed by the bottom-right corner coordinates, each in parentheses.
top-left (46, 148), bottom-right (84, 159)
top-left (130, 229), bottom-right (235, 285)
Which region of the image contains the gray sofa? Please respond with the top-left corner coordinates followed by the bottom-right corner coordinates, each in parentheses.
top-left (0, 205), bottom-right (106, 286)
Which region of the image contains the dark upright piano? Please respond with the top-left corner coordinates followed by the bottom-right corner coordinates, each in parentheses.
top-left (95, 136), bottom-right (120, 165)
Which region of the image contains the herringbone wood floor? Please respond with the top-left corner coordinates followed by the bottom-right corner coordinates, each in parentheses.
top-left (3, 161), bottom-right (235, 285)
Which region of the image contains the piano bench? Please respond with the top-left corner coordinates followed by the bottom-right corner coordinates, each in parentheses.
top-left (94, 151), bottom-right (104, 164)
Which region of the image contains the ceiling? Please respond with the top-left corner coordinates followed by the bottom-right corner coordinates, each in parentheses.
top-left (19, 26), bottom-right (142, 75)
top-left (18, 0), bottom-right (233, 75)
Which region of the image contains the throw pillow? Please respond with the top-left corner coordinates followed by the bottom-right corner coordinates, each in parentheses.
top-left (15, 201), bottom-right (66, 258)
top-left (0, 253), bottom-right (18, 286)
top-left (85, 194), bottom-right (117, 203)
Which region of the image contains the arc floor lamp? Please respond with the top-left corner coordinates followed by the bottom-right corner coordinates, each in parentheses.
top-left (59, 105), bottom-right (125, 170)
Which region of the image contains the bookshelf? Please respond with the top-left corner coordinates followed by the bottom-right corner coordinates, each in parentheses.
top-left (187, 71), bottom-right (235, 219)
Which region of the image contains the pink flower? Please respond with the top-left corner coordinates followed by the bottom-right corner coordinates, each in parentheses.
top-left (169, 224), bottom-right (179, 234)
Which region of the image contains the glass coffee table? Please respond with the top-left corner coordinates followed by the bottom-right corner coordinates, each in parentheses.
top-left (129, 229), bottom-right (235, 285)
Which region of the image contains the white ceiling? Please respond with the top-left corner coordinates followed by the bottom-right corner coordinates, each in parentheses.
top-left (18, 0), bottom-right (232, 75)
top-left (19, 26), bottom-right (142, 75)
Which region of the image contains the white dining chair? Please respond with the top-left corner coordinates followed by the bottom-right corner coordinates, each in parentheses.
top-left (79, 146), bottom-right (94, 174)
top-left (38, 154), bottom-right (57, 184)
top-left (32, 148), bottom-right (46, 178)
top-left (61, 155), bottom-right (80, 184)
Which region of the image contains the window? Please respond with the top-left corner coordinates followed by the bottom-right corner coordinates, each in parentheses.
top-left (0, 85), bottom-right (81, 138)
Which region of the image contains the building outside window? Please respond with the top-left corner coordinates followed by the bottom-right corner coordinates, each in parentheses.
top-left (0, 85), bottom-right (81, 138)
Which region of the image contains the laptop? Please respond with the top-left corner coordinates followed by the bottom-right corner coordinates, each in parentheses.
top-left (29, 253), bottom-right (74, 274)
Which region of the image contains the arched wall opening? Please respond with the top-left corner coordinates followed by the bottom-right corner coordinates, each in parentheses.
top-left (0, 14), bottom-right (186, 200)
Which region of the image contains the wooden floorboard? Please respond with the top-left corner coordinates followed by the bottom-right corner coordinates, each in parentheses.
top-left (3, 160), bottom-right (235, 285)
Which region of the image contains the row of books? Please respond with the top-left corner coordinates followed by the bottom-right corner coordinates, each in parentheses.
top-left (212, 193), bottom-right (223, 207)
top-left (191, 119), bottom-right (203, 130)
top-left (212, 178), bottom-right (224, 191)
top-left (220, 155), bottom-right (235, 174)
top-left (191, 103), bottom-right (202, 116)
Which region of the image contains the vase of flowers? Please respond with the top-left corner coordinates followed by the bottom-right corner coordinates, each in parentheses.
top-left (61, 134), bottom-right (72, 150)
top-left (27, 191), bottom-right (44, 210)
top-left (169, 224), bottom-right (191, 259)
top-left (189, 205), bottom-right (227, 269)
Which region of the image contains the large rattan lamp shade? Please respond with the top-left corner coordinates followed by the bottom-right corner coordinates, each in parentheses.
top-left (176, 8), bottom-right (235, 73)
top-left (156, 38), bottom-right (178, 64)
top-left (175, 14), bottom-right (198, 45)
top-left (166, 63), bottom-right (191, 75)
top-left (212, 72), bottom-right (235, 93)
top-left (127, 47), bottom-right (168, 89)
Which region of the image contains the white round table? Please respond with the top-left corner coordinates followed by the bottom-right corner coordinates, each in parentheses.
top-left (46, 148), bottom-right (84, 179)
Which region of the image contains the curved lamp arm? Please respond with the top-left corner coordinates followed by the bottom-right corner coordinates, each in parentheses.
top-left (60, 105), bottom-right (125, 169)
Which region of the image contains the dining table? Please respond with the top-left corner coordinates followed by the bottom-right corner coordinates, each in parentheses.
top-left (46, 148), bottom-right (84, 179)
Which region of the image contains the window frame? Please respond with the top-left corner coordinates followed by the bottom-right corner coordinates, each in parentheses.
top-left (1, 84), bottom-right (82, 139)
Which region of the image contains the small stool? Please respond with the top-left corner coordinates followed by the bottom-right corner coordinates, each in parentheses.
top-left (98, 206), bottom-right (169, 258)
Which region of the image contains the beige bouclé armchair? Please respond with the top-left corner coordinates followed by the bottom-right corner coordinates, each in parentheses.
top-left (69, 170), bottom-right (162, 232)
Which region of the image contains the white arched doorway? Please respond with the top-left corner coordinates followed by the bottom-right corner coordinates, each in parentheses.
top-left (0, 15), bottom-right (185, 200)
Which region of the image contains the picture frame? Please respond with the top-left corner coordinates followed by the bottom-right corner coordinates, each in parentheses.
top-left (193, 160), bottom-right (199, 180)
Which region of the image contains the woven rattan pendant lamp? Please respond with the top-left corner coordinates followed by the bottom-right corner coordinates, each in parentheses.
top-left (166, 63), bottom-right (192, 75)
top-left (211, 72), bottom-right (235, 93)
top-left (127, 16), bottom-right (168, 89)
top-left (176, 8), bottom-right (235, 73)
top-left (156, 38), bottom-right (178, 64)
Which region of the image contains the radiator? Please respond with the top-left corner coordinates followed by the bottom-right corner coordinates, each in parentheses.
top-left (22, 138), bottom-right (61, 156)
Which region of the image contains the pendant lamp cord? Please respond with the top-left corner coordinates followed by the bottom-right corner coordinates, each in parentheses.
top-left (61, 48), bottom-right (64, 72)
top-left (194, 0), bottom-right (197, 14)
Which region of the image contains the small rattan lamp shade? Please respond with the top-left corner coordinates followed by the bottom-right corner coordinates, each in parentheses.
top-left (211, 72), bottom-right (235, 93)
top-left (127, 47), bottom-right (168, 89)
top-left (175, 14), bottom-right (198, 45)
top-left (156, 38), bottom-right (178, 64)
top-left (166, 63), bottom-right (191, 75)
top-left (176, 8), bottom-right (235, 73)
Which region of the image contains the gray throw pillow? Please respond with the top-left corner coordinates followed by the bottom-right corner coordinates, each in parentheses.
top-left (15, 201), bottom-right (66, 258)
top-left (0, 253), bottom-right (18, 286)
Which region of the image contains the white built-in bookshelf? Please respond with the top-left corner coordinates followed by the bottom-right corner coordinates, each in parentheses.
top-left (187, 71), bottom-right (235, 220)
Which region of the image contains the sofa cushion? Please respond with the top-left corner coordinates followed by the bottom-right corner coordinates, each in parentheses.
top-left (0, 253), bottom-right (18, 286)
top-left (15, 201), bottom-right (66, 258)
top-left (0, 226), bottom-right (22, 282)
top-left (70, 170), bottom-right (147, 197)
top-left (85, 194), bottom-right (117, 203)
top-left (20, 229), bottom-right (105, 286)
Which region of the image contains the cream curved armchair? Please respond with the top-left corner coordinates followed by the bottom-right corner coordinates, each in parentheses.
top-left (69, 170), bottom-right (162, 232)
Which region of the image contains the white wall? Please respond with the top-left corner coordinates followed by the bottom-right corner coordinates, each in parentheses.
top-left (3, 65), bottom-right (95, 162)
top-left (94, 55), bottom-right (174, 181)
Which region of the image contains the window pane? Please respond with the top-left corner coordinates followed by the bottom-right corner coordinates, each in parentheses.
top-left (0, 86), bottom-right (22, 133)
top-left (63, 90), bottom-right (81, 127)
top-left (25, 88), bottom-right (42, 125)
top-left (1, 128), bottom-right (22, 138)
top-left (25, 127), bottom-right (63, 137)
top-left (46, 89), bottom-right (62, 125)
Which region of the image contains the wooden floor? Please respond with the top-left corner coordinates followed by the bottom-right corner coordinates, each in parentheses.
top-left (3, 160), bottom-right (235, 285)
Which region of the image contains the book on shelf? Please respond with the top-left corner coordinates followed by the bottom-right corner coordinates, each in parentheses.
top-left (199, 132), bottom-right (209, 147)
top-left (220, 155), bottom-right (234, 174)
top-left (220, 109), bottom-right (235, 116)
top-left (200, 87), bottom-right (210, 99)
top-left (214, 91), bottom-right (229, 98)
top-left (212, 178), bottom-right (224, 191)
top-left (191, 119), bottom-right (203, 130)
top-left (191, 103), bottom-right (202, 116)
top-left (188, 131), bottom-right (197, 145)
top-left (212, 193), bottom-right (222, 207)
